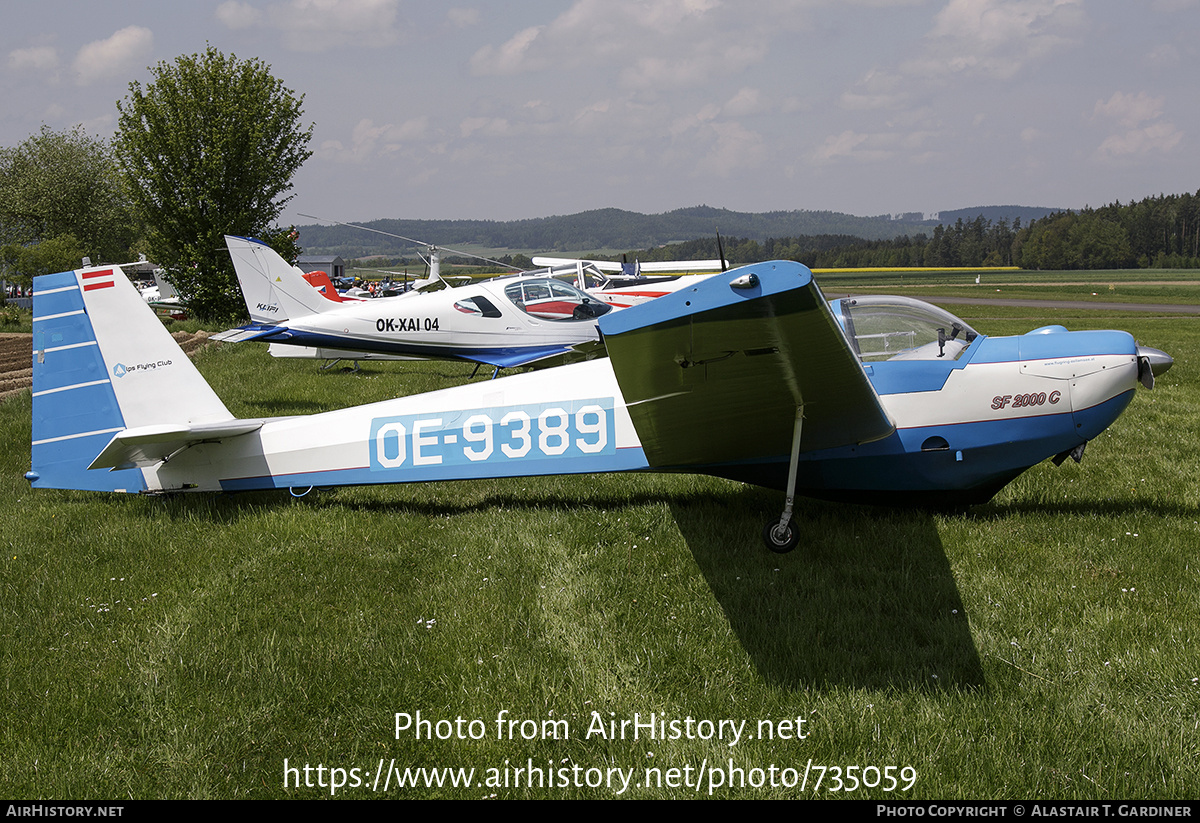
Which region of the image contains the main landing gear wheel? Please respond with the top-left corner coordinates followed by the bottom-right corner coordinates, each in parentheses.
top-left (763, 520), bottom-right (800, 553)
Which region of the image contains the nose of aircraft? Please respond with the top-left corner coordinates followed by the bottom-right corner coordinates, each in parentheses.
top-left (1136, 345), bottom-right (1173, 389)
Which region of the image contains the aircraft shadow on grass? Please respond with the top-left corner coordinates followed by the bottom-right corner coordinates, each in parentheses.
top-left (670, 486), bottom-right (986, 691)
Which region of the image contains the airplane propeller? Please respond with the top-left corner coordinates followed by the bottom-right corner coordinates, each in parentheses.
top-left (1136, 345), bottom-right (1173, 390)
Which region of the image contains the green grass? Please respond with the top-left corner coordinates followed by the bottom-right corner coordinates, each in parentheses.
top-left (0, 305), bottom-right (33, 333)
top-left (819, 268), bottom-right (1200, 306)
top-left (869, 284), bottom-right (1200, 306)
top-left (1, 298), bottom-right (1198, 799)
top-left (818, 267), bottom-right (1200, 287)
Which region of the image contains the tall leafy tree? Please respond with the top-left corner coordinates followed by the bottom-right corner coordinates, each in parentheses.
top-left (115, 46), bottom-right (313, 320)
top-left (0, 125), bottom-right (137, 286)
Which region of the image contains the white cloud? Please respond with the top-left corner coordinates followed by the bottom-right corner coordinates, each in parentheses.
top-left (907, 0), bottom-right (1084, 80)
top-left (521, 99), bottom-right (555, 124)
top-left (469, 0), bottom-right (759, 88)
top-left (839, 70), bottom-right (906, 111)
top-left (261, 0), bottom-right (401, 50)
top-left (695, 120), bottom-right (766, 176)
top-left (1145, 43), bottom-right (1180, 68)
top-left (1093, 91), bottom-right (1164, 128)
top-left (216, 1), bottom-right (263, 28)
top-left (73, 26), bottom-right (153, 86)
top-left (1094, 121), bottom-right (1183, 159)
top-left (469, 26), bottom-right (546, 75)
top-left (669, 103), bottom-right (721, 138)
top-left (459, 116), bottom-right (514, 139)
top-left (321, 116), bottom-right (428, 163)
top-left (813, 130), bottom-right (897, 164)
top-left (1091, 90), bottom-right (1181, 159)
top-left (723, 87), bottom-right (764, 118)
top-left (7, 45), bottom-right (58, 72)
top-left (619, 54), bottom-right (724, 90)
top-left (814, 130), bottom-right (868, 163)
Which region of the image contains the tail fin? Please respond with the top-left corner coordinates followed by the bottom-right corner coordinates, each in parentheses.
top-left (29, 265), bottom-right (233, 492)
top-left (226, 235), bottom-right (333, 322)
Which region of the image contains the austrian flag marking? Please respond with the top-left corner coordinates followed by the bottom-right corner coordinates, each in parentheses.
top-left (81, 269), bottom-right (116, 291)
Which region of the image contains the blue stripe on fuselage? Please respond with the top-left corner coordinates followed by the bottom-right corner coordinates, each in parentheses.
top-left (259, 327), bottom-right (573, 368)
top-left (217, 447), bottom-right (650, 491)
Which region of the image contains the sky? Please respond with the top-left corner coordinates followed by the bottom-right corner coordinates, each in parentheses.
top-left (2, 0), bottom-right (1197, 227)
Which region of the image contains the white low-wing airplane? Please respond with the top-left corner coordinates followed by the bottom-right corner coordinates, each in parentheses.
top-left (536, 255), bottom-right (725, 309)
top-left (215, 236), bottom-right (611, 369)
top-left (28, 260), bottom-right (1170, 551)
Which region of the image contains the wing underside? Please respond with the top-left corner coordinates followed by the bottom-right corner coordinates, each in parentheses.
top-left (598, 261), bottom-right (895, 470)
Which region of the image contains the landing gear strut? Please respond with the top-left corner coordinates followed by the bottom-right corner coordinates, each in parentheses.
top-left (762, 404), bottom-right (804, 553)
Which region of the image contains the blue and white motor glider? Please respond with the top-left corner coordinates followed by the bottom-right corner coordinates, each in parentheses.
top-left (27, 260), bottom-right (1171, 551)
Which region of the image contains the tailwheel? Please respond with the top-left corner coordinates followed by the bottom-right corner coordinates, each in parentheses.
top-left (763, 519), bottom-right (800, 553)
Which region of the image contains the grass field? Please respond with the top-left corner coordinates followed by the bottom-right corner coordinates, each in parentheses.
top-left (818, 267), bottom-right (1200, 306)
top-left (1, 282), bottom-right (1198, 799)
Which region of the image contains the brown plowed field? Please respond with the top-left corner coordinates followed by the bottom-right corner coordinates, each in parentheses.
top-left (0, 334), bottom-right (31, 402)
top-left (0, 331), bottom-right (212, 402)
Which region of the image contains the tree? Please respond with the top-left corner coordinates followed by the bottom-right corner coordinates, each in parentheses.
top-left (1, 233), bottom-right (87, 284)
top-left (0, 125), bottom-right (137, 287)
top-left (1064, 213), bottom-right (1134, 269)
top-left (115, 46), bottom-right (313, 320)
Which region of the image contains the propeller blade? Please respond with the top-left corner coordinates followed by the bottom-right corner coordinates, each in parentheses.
top-left (1136, 345), bottom-right (1173, 389)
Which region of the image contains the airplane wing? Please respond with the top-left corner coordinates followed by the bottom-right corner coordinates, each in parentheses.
top-left (213, 325), bottom-right (586, 369)
top-left (533, 256), bottom-right (726, 273)
top-left (598, 261), bottom-right (895, 470)
top-left (265, 344), bottom-right (421, 361)
top-left (466, 344), bottom-right (580, 369)
top-left (533, 256), bottom-right (624, 272)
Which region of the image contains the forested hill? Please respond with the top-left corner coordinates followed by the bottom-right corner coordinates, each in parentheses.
top-left (936, 205), bottom-right (1059, 225)
top-left (635, 193), bottom-right (1200, 270)
top-left (294, 206), bottom-right (953, 257)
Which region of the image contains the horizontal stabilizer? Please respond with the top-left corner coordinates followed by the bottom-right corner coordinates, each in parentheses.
top-left (88, 420), bottom-right (266, 470)
top-left (212, 324), bottom-right (286, 343)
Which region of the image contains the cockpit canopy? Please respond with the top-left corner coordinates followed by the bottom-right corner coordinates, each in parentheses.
top-left (830, 296), bottom-right (980, 362)
top-left (502, 277), bottom-right (612, 321)
top-left (547, 264), bottom-right (610, 290)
